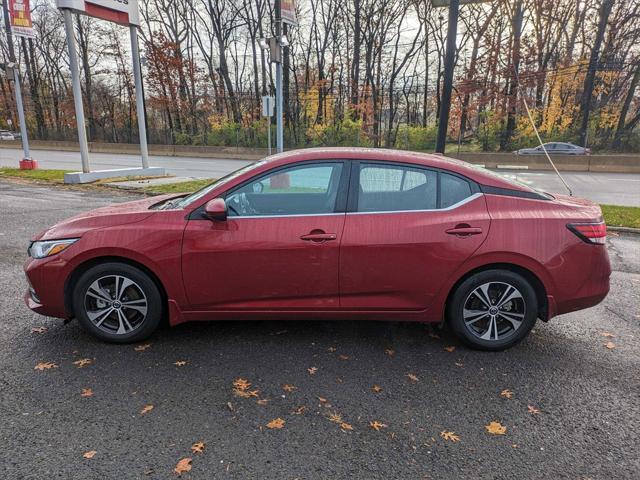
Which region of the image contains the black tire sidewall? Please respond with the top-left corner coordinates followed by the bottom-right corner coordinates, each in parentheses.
top-left (448, 270), bottom-right (538, 351)
top-left (72, 262), bottom-right (163, 343)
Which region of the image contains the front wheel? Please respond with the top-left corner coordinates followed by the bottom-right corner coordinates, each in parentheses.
top-left (447, 270), bottom-right (538, 351)
top-left (72, 262), bottom-right (163, 343)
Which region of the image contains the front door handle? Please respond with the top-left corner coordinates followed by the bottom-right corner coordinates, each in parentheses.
top-left (446, 225), bottom-right (483, 236)
top-left (300, 231), bottom-right (337, 242)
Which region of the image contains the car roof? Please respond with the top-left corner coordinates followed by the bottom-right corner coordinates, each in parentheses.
top-left (260, 147), bottom-right (534, 192)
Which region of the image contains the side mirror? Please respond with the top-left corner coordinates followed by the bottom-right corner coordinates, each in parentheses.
top-left (204, 198), bottom-right (227, 221)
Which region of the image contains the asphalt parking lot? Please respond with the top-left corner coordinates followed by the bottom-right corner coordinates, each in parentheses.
top-left (1, 181), bottom-right (639, 479)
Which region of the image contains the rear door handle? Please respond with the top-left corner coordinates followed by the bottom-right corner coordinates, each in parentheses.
top-left (300, 232), bottom-right (337, 242)
top-left (446, 226), bottom-right (483, 236)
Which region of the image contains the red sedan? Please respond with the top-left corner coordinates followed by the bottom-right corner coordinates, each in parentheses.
top-left (24, 148), bottom-right (611, 350)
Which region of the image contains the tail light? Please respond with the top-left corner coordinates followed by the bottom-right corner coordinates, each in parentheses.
top-left (567, 222), bottom-right (606, 245)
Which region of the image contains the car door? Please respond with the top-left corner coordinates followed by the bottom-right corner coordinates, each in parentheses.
top-left (339, 161), bottom-right (491, 311)
top-left (181, 161), bottom-right (348, 310)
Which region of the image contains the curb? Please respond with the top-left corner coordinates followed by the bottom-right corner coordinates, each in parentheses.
top-left (608, 226), bottom-right (640, 235)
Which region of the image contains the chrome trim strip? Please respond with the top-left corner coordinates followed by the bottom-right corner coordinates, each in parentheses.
top-left (346, 192), bottom-right (483, 215)
top-left (225, 193), bottom-right (482, 219)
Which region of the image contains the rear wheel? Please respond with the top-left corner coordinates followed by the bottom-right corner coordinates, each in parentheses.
top-left (447, 270), bottom-right (538, 351)
top-left (72, 262), bottom-right (163, 343)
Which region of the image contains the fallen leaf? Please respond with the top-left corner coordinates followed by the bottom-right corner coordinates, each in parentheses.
top-left (256, 398), bottom-right (269, 405)
top-left (83, 450), bottom-right (97, 459)
top-left (174, 458), bottom-right (192, 475)
top-left (292, 406), bottom-right (307, 415)
top-left (34, 362), bottom-right (57, 371)
top-left (174, 361), bottom-right (187, 367)
top-left (233, 378), bottom-right (251, 391)
top-left (134, 343), bottom-right (151, 352)
top-left (266, 418), bottom-right (285, 429)
top-left (604, 341), bottom-right (616, 349)
top-left (191, 441), bottom-right (205, 454)
top-left (406, 373), bottom-right (419, 383)
top-left (455, 362), bottom-right (464, 367)
top-left (81, 388), bottom-right (94, 398)
top-left (600, 332), bottom-right (615, 338)
top-left (444, 346), bottom-right (456, 352)
top-left (318, 396), bottom-right (328, 403)
top-left (327, 346), bottom-right (337, 352)
top-left (31, 326), bottom-right (48, 334)
top-left (440, 431), bottom-right (460, 442)
top-left (307, 367), bottom-right (318, 375)
top-left (385, 348), bottom-right (395, 357)
top-left (369, 420), bottom-right (388, 431)
top-left (340, 422), bottom-right (354, 431)
top-left (234, 389), bottom-right (259, 398)
top-left (485, 421), bottom-right (507, 435)
top-left (500, 389), bottom-right (514, 399)
top-left (327, 412), bottom-right (343, 424)
top-left (282, 384), bottom-right (297, 392)
top-left (338, 354), bottom-right (350, 360)
top-left (372, 385), bottom-right (383, 393)
top-left (527, 405), bottom-right (540, 414)
top-left (73, 358), bottom-right (92, 368)
top-left (140, 404), bottom-right (154, 415)
top-left (428, 331), bottom-right (441, 340)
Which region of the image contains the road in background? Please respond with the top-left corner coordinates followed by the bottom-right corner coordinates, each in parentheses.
top-left (1, 181), bottom-right (639, 479)
top-left (1, 147), bottom-right (638, 206)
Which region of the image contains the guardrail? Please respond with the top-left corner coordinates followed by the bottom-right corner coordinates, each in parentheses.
top-left (0, 140), bottom-right (638, 173)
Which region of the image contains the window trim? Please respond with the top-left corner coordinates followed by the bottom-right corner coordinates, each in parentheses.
top-left (189, 160), bottom-right (350, 220)
top-left (348, 160), bottom-right (480, 214)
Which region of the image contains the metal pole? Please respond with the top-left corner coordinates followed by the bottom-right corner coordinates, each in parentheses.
top-left (267, 115), bottom-right (272, 155)
top-left (275, 0), bottom-right (283, 153)
top-left (2, 0), bottom-right (30, 160)
top-left (62, 9), bottom-right (90, 173)
top-left (435, 0), bottom-right (459, 154)
top-left (12, 66), bottom-right (29, 158)
top-left (130, 25), bottom-right (149, 168)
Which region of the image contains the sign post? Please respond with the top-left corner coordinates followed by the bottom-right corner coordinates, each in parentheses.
top-left (56, 1), bottom-right (162, 183)
top-left (262, 96), bottom-right (274, 155)
top-left (3, 0), bottom-right (36, 168)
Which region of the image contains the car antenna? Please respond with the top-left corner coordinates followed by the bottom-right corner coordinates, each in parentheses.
top-left (514, 66), bottom-right (573, 196)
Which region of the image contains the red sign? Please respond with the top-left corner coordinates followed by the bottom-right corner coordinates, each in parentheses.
top-left (56, 1), bottom-right (140, 26)
top-left (9, 0), bottom-right (36, 38)
top-left (281, 0), bottom-right (297, 26)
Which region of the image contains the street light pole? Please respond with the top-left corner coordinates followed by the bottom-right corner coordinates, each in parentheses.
top-left (435, 0), bottom-right (460, 154)
top-left (2, 0), bottom-right (32, 165)
top-left (274, 0), bottom-right (283, 153)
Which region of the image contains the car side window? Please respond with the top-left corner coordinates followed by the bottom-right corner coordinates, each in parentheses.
top-left (357, 164), bottom-right (437, 212)
top-left (440, 173), bottom-right (473, 208)
top-left (226, 163), bottom-right (343, 217)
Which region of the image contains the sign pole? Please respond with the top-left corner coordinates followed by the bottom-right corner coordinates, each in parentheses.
top-left (62, 8), bottom-right (90, 173)
top-left (435, 0), bottom-right (460, 154)
top-left (2, 0), bottom-right (32, 164)
top-left (129, 25), bottom-right (149, 168)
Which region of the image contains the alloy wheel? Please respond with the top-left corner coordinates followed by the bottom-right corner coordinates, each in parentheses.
top-left (462, 281), bottom-right (526, 341)
top-left (83, 275), bottom-right (148, 335)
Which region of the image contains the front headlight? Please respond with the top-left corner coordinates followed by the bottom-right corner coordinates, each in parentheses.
top-left (28, 238), bottom-right (79, 259)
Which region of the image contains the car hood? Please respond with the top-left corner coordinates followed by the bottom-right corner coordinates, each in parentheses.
top-left (33, 194), bottom-right (183, 241)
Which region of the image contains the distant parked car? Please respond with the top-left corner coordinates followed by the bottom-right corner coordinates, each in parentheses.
top-left (515, 142), bottom-right (591, 155)
top-left (0, 130), bottom-right (16, 141)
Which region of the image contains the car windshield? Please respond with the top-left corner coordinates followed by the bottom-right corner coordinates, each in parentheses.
top-left (170, 161), bottom-right (267, 209)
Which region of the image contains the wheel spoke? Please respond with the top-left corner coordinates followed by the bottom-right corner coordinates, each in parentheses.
top-left (472, 284), bottom-right (492, 308)
top-left (498, 311), bottom-right (524, 330)
top-left (87, 307), bottom-right (113, 326)
top-left (122, 299), bottom-right (147, 317)
top-left (115, 276), bottom-right (134, 301)
top-left (497, 288), bottom-right (523, 308)
top-left (463, 309), bottom-right (489, 326)
top-left (116, 309), bottom-right (134, 334)
top-left (88, 281), bottom-right (112, 302)
top-left (480, 316), bottom-right (498, 341)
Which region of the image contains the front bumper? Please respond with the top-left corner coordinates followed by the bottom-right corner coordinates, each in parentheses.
top-left (23, 255), bottom-right (72, 319)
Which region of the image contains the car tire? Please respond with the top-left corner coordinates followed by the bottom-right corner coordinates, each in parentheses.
top-left (447, 269), bottom-right (538, 351)
top-left (72, 262), bottom-right (163, 343)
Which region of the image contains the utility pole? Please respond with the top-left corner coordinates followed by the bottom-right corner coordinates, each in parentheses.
top-left (274, 0), bottom-right (283, 153)
top-left (435, 0), bottom-right (459, 154)
top-left (2, 0), bottom-right (34, 167)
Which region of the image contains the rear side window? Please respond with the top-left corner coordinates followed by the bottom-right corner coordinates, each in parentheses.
top-left (357, 164), bottom-right (437, 212)
top-left (440, 173), bottom-right (472, 208)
